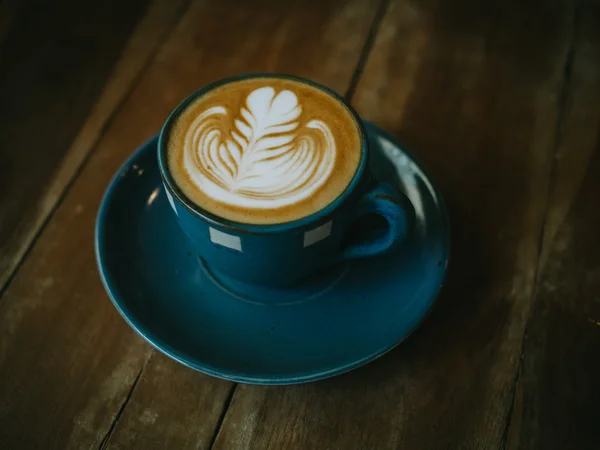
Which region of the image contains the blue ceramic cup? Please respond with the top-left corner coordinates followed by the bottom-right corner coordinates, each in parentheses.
top-left (158, 74), bottom-right (414, 287)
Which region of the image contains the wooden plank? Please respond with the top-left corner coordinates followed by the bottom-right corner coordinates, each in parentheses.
top-left (0, 0), bottom-right (191, 294)
top-left (538, 0), bottom-right (600, 267)
top-left (0, 0), bottom-right (381, 448)
top-left (211, 0), bottom-right (575, 448)
top-left (100, 354), bottom-right (233, 450)
top-left (508, 141), bottom-right (600, 450)
top-left (0, 0), bottom-right (174, 290)
top-left (506, 1), bottom-right (600, 448)
top-left (0, 0), bottom-right (190, 448)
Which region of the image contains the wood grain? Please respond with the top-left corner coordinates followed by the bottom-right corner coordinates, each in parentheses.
top-left (100, 354), bottom-right (233, 450)
top-left (211, 0), bottom-right (576, 448)
top-left (0, 0), bottom-right (191, 294)
top-left (0, 0), bottom-right (381, 448)
top-left (506, 1), bottom-right (600, 448)
top-left (0, 0), bottom-right (161, 290)
top-left (508, 139), bottom-right (600, 450)
top-left (538, 0), bottom-right (600, 267)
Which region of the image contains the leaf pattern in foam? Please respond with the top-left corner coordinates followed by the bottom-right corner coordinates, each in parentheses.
top-left (183, 86), bottom-right (336, 208)
top-left (232, 87), bottom-right (301, 182)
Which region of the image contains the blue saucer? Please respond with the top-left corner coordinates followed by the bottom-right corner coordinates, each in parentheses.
top-left (95, 122), bottom-right (449, 385)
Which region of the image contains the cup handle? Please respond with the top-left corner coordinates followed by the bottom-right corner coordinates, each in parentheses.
top-left (340, 183), bottom-right (414, 261)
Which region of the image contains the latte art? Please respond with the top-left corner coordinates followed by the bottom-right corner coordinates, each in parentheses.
top-left (167, 76), bottom-right (362, 224)
top-left (184, 87), bottom-right (336, 208)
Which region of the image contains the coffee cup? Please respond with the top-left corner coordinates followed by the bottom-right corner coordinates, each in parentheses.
top-left (158, 73), bottom-right (414, 287)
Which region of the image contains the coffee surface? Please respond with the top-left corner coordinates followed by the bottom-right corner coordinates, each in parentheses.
top-left (167, 77), bottom-right (362, 224)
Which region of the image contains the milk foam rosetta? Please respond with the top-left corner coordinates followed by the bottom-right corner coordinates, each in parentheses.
top-left (185, 86), bottom-right (335, 208)
top-left (167, 78), bottom-right (362, 224)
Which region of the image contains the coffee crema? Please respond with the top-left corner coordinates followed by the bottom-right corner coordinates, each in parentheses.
top-left (166, 77), bottom-right (362, 224)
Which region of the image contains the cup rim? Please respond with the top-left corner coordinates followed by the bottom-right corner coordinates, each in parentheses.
top-left (157, 72), bottom-right (368, 234)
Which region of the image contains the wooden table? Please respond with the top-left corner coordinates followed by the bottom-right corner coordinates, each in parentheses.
top-left (1, 0), bottom-right (599, 448)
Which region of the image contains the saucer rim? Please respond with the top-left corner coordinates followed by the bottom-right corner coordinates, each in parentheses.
top-left (95, 125), bottom-right (450, 385)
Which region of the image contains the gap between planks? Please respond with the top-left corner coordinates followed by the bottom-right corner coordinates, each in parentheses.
top-left (498, 1), bottom-right (582, 448)
top-left (98, 353), bottom-right (153, 450)
top-left (345, 0), bottom-right (391, 103)
top-left (207, 384), bottom-right (238, 450)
